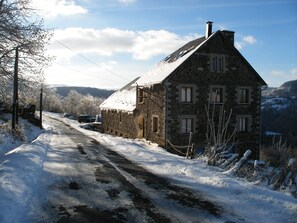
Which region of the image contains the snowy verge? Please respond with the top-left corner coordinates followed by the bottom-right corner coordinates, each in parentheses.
top-left (0, 121), bottom-right (52, 223)
top-left (44, 112), bottom-right (297, 223)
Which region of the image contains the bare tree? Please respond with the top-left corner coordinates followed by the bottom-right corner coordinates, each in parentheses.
top-left (205, 103), bottom-right (237, 165)
top-left (0, 0), bottom-right (52, 106)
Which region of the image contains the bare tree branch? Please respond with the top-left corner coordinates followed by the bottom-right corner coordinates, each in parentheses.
top-left (0, 0), bottom-right (53, 107)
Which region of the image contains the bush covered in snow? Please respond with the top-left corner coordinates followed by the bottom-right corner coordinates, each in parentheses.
top-left (199, 134), bottom-right (297, 197)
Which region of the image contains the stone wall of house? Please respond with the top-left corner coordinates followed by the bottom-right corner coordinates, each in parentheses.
top-left (136, 84), bottom-right (166, 146)
top-left (101, 109), bottom-right (138, 138)
top-left (101, 32), bottom-right (264, 159)
top-left (165, 33), bottom-right (263, 158)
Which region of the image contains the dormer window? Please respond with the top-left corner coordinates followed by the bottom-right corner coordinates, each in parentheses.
top-left (210, 55), bottom-right (225, 73)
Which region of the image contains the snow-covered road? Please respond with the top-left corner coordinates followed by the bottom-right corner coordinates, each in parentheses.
top-left (0, 112), bottom-right (297, 223)
top-left (0, 115), bottom-right (232, 222)
top-left (36, 116), bottom-right (226, 222)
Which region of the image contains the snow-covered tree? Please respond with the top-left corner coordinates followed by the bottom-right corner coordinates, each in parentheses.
top-left (42, 88), bottom-right (63, 113)
top-left (0, 0), bottom-right (52, 107)
top-left (63, 90), bottom-right (82, 117)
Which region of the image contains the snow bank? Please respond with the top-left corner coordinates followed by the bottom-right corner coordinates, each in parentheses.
top-left (0, 122), bottom-right (51, 223)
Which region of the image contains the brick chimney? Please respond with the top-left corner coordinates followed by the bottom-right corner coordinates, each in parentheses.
top-left (205, 21), bottom-right (213, 39)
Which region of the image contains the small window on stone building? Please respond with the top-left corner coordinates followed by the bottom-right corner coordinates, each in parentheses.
top-left (210, 86), bottom-right (224, 104)
top-left (152, 116), bottom-right (159, 133)
top-left (138, 88), bottom-right (144, 103)
top-left (238, 87), bottom-right (250, 104)
top-left (210, 55), bottom-right (225, 72)
top-left (181, 87), bottom-right (193, 103)
top-left (181, 118), bottom-right (193, 134)
top-left (237, 116), bottom-right (251, 132)
top-left (119, 111), bottom-right (122, 123)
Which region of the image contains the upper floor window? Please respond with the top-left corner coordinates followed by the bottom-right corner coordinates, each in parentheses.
top-left (210, 86), bottom-right (224, 104)
top-left (210, 55), bottom-right (225, 72)
top-left (181, 87), bottom-right (193, 103)
top-left (138, 88), bottom-right (144, 103)
top-left (238, 87), bottom-right (250, 104)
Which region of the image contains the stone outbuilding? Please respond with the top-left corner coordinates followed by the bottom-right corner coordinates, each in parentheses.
top-left (100, 22), bottom-right (267, 158)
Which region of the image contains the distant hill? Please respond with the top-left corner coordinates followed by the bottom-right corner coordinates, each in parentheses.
top-left (53, 86), bottom-right (115, 99)
top-left (261, 79), bottom-right (297, 146)
top-left (263, 79), bottom-right (297, 98)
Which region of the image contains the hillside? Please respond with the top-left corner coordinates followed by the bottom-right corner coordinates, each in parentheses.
top-left (53, 86), bottom-right (115, 98)
top-left (263, 79), bottom-right (297, 98)
top-left (261, 79), bottom-right (297, 146)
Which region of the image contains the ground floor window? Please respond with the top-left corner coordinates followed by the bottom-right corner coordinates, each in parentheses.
top-left (152, 116), bottom-right (159, 133)
top-left (181, 118), bottom-right (193, 134)
top-left (237, 116), bottom-right (251, 132)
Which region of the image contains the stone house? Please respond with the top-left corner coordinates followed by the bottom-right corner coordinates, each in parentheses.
top-left (99, 22), bottom-right (267, 158)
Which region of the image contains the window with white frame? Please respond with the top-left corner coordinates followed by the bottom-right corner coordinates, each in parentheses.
top-left (152, 116), bottom-right (159, 133)
top-left (181, 87), bottom-right (193, 103)
top-left (238, 87), bottom-right (250, 104)
top-left (181, 118), bottom-right (193, 134)
top-left (210, 86), bottom-right (224, 104)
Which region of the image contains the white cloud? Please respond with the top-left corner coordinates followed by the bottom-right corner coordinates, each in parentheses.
top-left (243, 35), bottom-right (256, 44)
top-left (270, 70), bottom-right (287, 78)
top-left (118, 0), bottom-right (136, 4)
top-left (45, 27), bottom-right (201, 88)
top-left (49, 27), bottom-right (200, 61)
top-left (132, 30), bottom-right (198, 60)
top-left (31, 0), bottom-right (87, 18)
top-left (291, 68), bottom-right (297, 79)
top-left (234, 42), bottom-right (244, 50)
top-left (235, 35), bottom-right (257, 50)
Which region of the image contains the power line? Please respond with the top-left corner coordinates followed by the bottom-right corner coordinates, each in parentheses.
top-left (53, 61), bottom-right (123, 84)
top-left (54, 39), bottom-right (131, 82)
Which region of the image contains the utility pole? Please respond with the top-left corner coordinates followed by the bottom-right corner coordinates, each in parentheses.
top-left (12, 46), bottom-right (19, 130)
top-left (39, 86), bottom-right (43, 129)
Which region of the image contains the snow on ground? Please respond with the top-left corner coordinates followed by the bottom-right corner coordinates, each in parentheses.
top-left (0, 112), bottom-right (297, 223)
top-left (0, 114), bottom-right (43, 157)
top-left (261, 97), bottom-right (291, 110)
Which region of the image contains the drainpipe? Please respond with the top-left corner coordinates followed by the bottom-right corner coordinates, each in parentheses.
top-left (259, 84), bottom-right (268, 160)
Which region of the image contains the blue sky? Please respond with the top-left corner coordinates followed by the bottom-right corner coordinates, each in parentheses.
top-left (32, 0), bottom-right (297, 89)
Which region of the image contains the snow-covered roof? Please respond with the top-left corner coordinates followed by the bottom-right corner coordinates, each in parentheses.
top-left (99, 77), bottom-right (139, 112)
top-left (135, 33), bottom-right (215, 86)
top-left (100, 32), bottom-right (216, 111)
